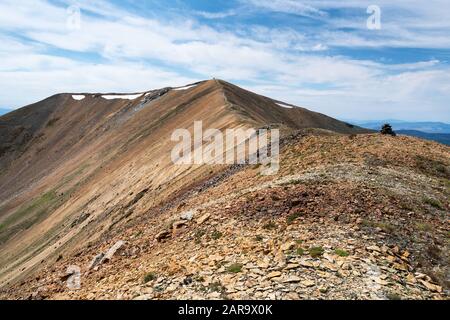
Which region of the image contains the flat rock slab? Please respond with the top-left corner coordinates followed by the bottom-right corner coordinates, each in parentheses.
top-left (102, 240), bottom-right (126, 263)
top-left (88, 240), bottom-right (126, 269)
top-left (88, 253), bottom-right (105, 270)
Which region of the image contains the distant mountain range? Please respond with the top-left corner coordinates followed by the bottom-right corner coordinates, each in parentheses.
top-left (348, 120), bottom-right (450, 134)
top-left (344, 120), bottom-right (450, 146)
top-left (395, 130), bottom-right (450, 146)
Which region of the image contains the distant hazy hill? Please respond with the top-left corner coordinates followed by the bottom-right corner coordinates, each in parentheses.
top-left (397, 130), bottom-right (450, 146)
top-left (0, 108), bottom-right (11, 116)
top-left (349, 120), bottom-right (450, 134)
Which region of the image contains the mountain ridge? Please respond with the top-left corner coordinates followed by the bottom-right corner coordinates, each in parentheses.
top-left (0, 79), bottom-right (367, 286)
top-left (397, 130), bottom-right (450, 146)
top-left (0, 80), bottom-right (448, 300)
top-left (347, 120), bottom-right (450, 134)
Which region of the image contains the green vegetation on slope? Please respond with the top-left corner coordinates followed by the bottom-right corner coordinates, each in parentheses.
top-left (0, 190), bottom-right (59, 244)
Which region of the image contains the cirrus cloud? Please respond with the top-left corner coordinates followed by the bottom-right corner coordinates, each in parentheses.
top-left (0, 0), bottom-right (449, 122)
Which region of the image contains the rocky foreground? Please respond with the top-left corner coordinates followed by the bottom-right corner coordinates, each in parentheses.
top-left (1, 133), bottom-right (449, 300)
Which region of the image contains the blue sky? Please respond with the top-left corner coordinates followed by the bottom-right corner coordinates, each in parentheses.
top-left (0, 0), bottom-right (449, 121)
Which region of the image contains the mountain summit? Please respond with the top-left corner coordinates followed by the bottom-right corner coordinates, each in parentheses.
top-left (0, 79), bottom-right (367, 199)
top-left (0, 80), bottom-right (448, 300)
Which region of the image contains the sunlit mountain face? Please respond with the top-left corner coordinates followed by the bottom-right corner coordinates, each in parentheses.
top-left (0, 0), bottom-right (448, 303)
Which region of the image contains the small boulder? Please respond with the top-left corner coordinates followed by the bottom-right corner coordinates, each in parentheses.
top-left (283, 276), bottom-right (301, 283)
top-left (197, 213), bottom-right (211, 225)
top-left (180, 210), bottom-right (195, 221)
top-left (172, 220), bottom-right (188, 229)
top-left (267, 271), bottom-right (282, 279)
top-left (280, 241), bottom-right (296, 251)
top-left (366, 245), bottom-right (381, 253)
top-left (101, 240), bottom-right (125, 263)
top-left (301, 280), bottom-right (315, 287)
top-left (419, 280), bottom-right (442, 293)
top-left (156, 230), bottom-right (171, 242)
top-left (172, 220), bottom-right (188, 236)
top-left (88, 253), bottom-right (104, 270)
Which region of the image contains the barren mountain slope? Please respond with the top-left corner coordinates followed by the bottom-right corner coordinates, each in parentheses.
top-left (0, 80), bottom-right (235, 286)
top-left (0, 80), bottom-right (368, 292)
top-left (1, 131), bottom-right (448, 300)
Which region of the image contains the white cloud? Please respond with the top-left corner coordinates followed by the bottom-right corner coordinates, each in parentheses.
top-left (244, 0), bottom-right (450, 49)
top-left (244, 0), bottom-right (327, 18)
top-left (0, 0), bottom-right (65, 31)
top-left (244, 67), bottom-right (450, 121)
top-left (193, 10), bottom-right (237, 19)
top-left (0, 59), bottom-right (196, 107)
top-left (0, 0), bottom-right (448, 121)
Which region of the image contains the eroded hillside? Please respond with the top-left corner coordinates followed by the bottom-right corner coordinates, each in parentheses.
top-left (1, 131), bottom-right (449, 300)
top-left (0, 80), bottom-right (447, 300)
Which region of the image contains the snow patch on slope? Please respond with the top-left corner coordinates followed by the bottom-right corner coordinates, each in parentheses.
top-left (102, 94), bottom-right (143, 100)
top-left (72, 95), bottom-right (86, 101)
top-left (172, 84), bottom-right (198, 91)
top-left (276, 102), bottom-right (294, 109)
